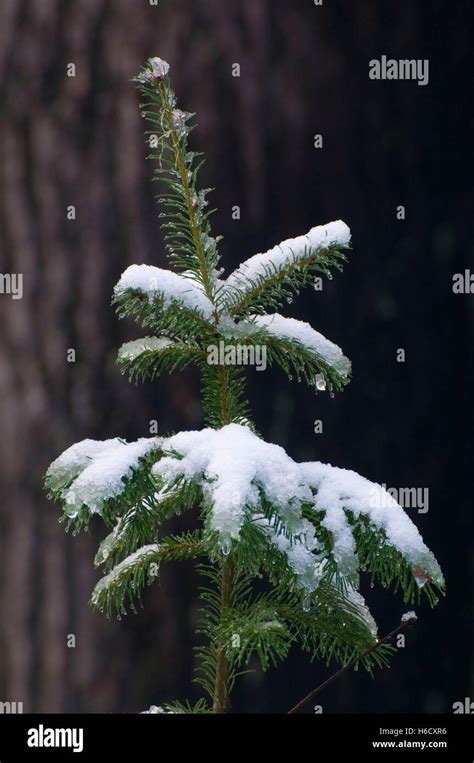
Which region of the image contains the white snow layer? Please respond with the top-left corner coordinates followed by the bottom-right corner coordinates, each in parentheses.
top-left (49, 423), bottom-right (442, 603)
top-left (298, 460), bottom-right (441, 581)
top-left (153, 424), bottom-right (313, 541)
top-left (256, 515), bottom-right (376, 634)
top-left (252, 313), bottom-right (351, 378)
top-left (118, 336), bottom-right (174, 362)
top-left (255, 514), bottom-right (324, 591)
top-left (114, 264), bottom-right (214, 319)
top-left (93, 543), bottom-right (160, 595)
top-left (224, 220), bottom-right (351, 292)
top-left (46, 437), bottom-right (161, 516)
top-left (153, 424), bottom-right (443, 588)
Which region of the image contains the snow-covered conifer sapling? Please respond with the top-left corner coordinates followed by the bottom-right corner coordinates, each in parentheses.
top-left (45, 57), bottom-right (444, 714)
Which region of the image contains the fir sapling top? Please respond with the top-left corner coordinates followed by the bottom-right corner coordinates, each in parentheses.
top-left (44, 55), bottom-right (445, 713)
top-left (135, 57), bottom-right (170, 83)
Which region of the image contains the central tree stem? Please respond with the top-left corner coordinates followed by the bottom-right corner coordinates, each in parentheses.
top-left (212, 554), bottom-right (235, 712)
top-left (210, 362), bottom-right (235, 713)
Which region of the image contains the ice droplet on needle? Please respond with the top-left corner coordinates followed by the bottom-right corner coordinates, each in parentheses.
top-left (221, 539), bottom-right (231, 556)
top-left (413, 565), bottom-right (429, 588)
top-left (315, 374), bottom-right (326, 391)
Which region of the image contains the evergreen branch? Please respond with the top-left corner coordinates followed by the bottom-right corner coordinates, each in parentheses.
top-left (274, 591), bottom-right (383, 669)
top-left (47, 447), bottom-right (160, 533)
top-left (157, 698), bottom-right (211, 714)
top-left (91, 531), bottom-right (207, 617)
top-left (218, 603), bottom-right (293, 671)
top-left (224, 244), bottom-right (348, 317)
top-left (229, 526), bottom-right (382, 673)
top-left (95, 480), bottom-right (202, 571)
top-left (201, 325), bottom-right (349, 395)
top-left (262, 332), bottom-right (350, 392)
top-left (113, 288), bottom-right (214, 341)
top-left (350, 515), bottom-right (445, 606)
top-left (117, 336), bottom-right (206, 383)
top-left (287, 615), bottom-right (417, 714)
top-left (295, 507), bottom-right (445, 607)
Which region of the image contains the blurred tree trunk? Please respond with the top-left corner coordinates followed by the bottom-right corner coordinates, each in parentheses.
top-left (0, 0), bottom-right (279, 713)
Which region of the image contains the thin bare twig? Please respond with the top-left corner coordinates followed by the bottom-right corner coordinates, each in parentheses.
top-left (287, 616), bottom-right (417, 715)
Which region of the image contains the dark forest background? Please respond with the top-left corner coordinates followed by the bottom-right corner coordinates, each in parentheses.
top-left (0, 0), bottom-right (472, 714)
